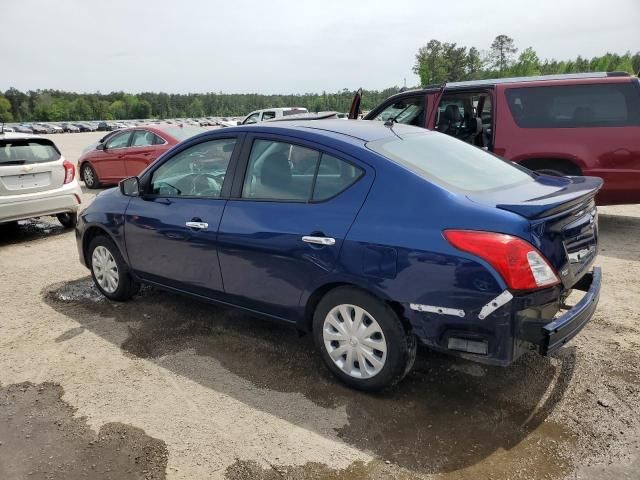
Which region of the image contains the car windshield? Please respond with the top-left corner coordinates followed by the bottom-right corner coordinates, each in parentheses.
top-left (0, 139), bottom-right (61, 165)
top-left (367, 132), bottom-right (533, 193)
top-left (161, 126), bottom-right (207, 141)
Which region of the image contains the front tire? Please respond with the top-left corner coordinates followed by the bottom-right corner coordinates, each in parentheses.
top-left (313, 287), bottom-right (416, 391)
top-left (57, 212), bottom-right (77, 229)
top-left (88, 235), bottom-right (139, 301)
top-left (81, 163), bottom-right (100, 189)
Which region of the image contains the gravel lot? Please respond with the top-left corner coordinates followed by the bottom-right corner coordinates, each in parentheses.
top-left (0, 132), bottom-right (639, 479)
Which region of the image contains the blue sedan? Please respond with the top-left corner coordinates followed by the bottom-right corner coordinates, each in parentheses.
top-left (76, 120), bottom-right (602, 391)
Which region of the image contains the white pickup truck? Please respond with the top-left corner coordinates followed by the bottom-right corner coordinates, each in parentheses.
top-left (239, 107), bottom-right (309, 125)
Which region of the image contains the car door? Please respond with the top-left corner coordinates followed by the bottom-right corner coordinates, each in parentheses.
top-left (217, 134), bottom-right (373, 320)
top-left (124, 135), bottom-right (242, 296)
top-left (125, 129), bottom-right (168, 177)
top-left (97, 130), bottom-right (132, 181)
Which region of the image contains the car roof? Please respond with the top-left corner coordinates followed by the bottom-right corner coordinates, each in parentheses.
top-left (237, 119), bottom-right (426, 143)
top-left (389, 71), bottom-right (633, 99)
top-left (0, 132), bottom-right (44, 141)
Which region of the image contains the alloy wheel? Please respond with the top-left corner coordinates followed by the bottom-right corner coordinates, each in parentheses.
top-left (322, 304), bottom-right (387, 379)
top-left (92, 245), bottom-right (119, 293)
top-left (83, 165), bottom-right (95, 187)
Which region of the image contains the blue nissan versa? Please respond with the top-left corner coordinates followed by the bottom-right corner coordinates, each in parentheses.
top-left (76, 120), bottom-right (602, 391)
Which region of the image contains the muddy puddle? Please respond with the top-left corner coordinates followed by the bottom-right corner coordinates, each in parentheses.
top-left (0, 381), bottom-right (167, 479)
top-left (42, 277), bottom-right (585, 479)
top-left (0, 218), bottom-right (67, 246)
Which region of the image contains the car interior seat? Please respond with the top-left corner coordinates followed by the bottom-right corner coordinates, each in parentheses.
top-left (258, 151), bottom-right (292, 198)
top-left (437, 104), bottom-right (463, 135)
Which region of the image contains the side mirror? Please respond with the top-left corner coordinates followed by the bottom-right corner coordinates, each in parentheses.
top-left (236, 121), bottom-right (241, 126)
top-left (96, 143), bottom-right (106, 151)
top-left (119, 176), bottom-right (140, 197)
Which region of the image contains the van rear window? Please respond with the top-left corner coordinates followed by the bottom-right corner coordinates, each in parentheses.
top-left (505, 82), bottom-right (640, 128)
top-left (0, 139), bottom-right (61, 165)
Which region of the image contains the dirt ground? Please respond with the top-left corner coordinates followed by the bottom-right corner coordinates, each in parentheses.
top-left (0, 132), bottom-right (639, 479)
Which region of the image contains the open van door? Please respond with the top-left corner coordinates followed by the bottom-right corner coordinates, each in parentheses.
top-left (425, 83), bottom-right (447, 128)
top-left (348, 88), bottom-right (362, 119)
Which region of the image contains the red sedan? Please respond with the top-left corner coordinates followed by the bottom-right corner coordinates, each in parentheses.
top-left (78, 124), bottom-right (207, 188)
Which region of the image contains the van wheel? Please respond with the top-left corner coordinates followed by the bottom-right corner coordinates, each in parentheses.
top-left (313, 287), bottom-right (416, 391)
top-left (57, 212), bottom-right (77, 229)
top-left (521, 159), bottom-right (582, 178)
top-left (82, 163), bottom-right (100, 189)
top-left (88, 235), bottom-right (139, 301)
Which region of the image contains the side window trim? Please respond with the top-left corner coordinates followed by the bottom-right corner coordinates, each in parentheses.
top-left (140, 134), bottom-right (244, 199)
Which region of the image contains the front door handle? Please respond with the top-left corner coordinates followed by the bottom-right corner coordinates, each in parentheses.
top-left (186, 221), bottom-right (208, 230)
top-left (302, 235), bottom-right (335, 246)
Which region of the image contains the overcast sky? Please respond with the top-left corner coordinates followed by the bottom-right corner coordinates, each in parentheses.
top-left (2, 0), bottom-right (638, 94)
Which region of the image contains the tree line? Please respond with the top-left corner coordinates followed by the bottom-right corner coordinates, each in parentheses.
top-left (0, 88), bottom-right (400, 123)
top-left (413, 35), bottom-right (639, 85)
top-left (1, 35), bottom-right (638, 123)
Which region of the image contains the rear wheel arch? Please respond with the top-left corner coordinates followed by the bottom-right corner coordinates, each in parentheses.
top-left (517, 158), bottom-right (583, 176)
top-left (302, 282), bottom-right (413, 335)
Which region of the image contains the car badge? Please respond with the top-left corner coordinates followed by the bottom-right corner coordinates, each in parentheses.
top-left (22, 165), bottom-right (34, 172)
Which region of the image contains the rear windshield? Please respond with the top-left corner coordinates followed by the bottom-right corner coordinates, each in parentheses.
top-left (367, 132), bottom-right (533, 193)
top-left (161, 126), bottom-right (207, 141)
top-left (283, 108), bottom-right (308, 116)
top-left (505, 82), bottom-right (640, 128)
top-left (0, 138), bottom-right (61, 165)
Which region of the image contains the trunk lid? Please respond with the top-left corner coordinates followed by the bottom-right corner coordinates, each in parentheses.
top-left (0, 137), bottom-right (66, 196)
top-left (469, 174), bottom-right (603, 289)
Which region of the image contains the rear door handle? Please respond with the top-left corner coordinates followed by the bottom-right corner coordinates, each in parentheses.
top-left (186, 221), bottom-right (208, 230)
top-left (302, 235), bottom-right (335, 246)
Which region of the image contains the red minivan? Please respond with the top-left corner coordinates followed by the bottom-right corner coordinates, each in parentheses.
top-left (356, 72), bottom-right (640, 205)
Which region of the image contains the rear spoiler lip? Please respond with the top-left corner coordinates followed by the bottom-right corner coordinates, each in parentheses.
top-left (495, 176), bottom-right (603, 219)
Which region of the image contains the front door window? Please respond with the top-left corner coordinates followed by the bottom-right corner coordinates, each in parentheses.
top-left (373, 96), bottom-right (426, 127)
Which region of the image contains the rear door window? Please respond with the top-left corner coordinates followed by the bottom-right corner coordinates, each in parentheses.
top-left (242, 140), bottom-right (320, 201)
top-left (312, 154), bottom-right (363, 201)
top-left (130, 130), bottom-right (164, 147)
top-left (241, 140), bottom-right (363, 202)
top-left (505, 83), bottom-right (640, 128)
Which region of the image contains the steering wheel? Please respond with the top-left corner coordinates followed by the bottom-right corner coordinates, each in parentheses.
top-left (188, 173), bottom-right (224, 196)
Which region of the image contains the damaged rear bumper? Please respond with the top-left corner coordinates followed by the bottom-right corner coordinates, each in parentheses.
top-left (540, 267), bottom-right (601, 355)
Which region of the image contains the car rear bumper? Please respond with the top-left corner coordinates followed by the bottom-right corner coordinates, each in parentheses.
top-left (407, 267), bottom-right (601, 366)
top-left (0, 182), bottom-right (82, 223)
top-left (540, 267), bottom-right (601, 354)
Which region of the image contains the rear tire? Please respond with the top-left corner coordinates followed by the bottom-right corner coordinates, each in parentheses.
top-left (88, 235), bottom-right (139, 301)
top-left (82, 163), bottom-right (100, 189)
top-left (313, 287), bottom-right (416, 391)
top-left (57, 212), bottom-right (77, 229)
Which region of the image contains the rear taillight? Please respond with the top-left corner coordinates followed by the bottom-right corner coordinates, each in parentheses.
top-left (443, 230), bottom-right (560, 291)
top-left (63, 160), bottom-right (75, 184)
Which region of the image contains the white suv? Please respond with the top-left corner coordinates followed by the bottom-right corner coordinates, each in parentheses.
top-left (0, 132), bottom-right (82, 228)
top-left (240, 107), bottom-right (309, 125)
